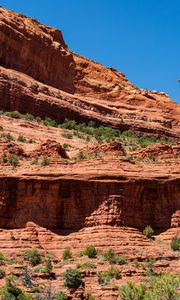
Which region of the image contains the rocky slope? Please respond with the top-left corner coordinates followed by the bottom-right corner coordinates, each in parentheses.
top-left (0, 6), bottom-right (179, 300)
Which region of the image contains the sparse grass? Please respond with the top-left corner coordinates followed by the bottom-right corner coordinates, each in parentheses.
top-left (9, 155), bottom-right (19, 167)
top-left (23, 249), bottom-right (41, 266)
top-left (143, 225), bottom-right (154, 239)
top-left (17, 135), bottom-right (26, 143)
top-left (62, 133), bottom-right (73, 139)
top-left (171, 236), bottom-right (180, 251)
top-left (62, 248), bottom-right (72, 260)
top-left (41, 156), bottom-right (50, 166)
top-left (63, 143), bottom-right (70, 151)
top-left (1, 153), bottom-right (8, 163)
top-left (77, 262), bottom-right (96, 270)
top-left (31, 156), bottom-right (39, 165)
top-left (97, 267), bottom-right (120, 285)
top-left (119, 273), bottom-right (180, 300)
top-left (0, 110), bottom-right (175, 149)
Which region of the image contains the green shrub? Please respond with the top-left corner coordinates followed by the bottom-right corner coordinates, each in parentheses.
top-left (55, 291), bottom-right (68, 300)
top-left (5, 111), bottom-right (21, 119)
top-left (3, 133), bottom-right (15, 141)
top-left (62, 248), bottom-right (72, 260)
top-left (0, 268), bottom-right (5, 279)
top-left (171, 236), bottom-right (180, 251)
top-left (106, 267), bottom-right (121, 280)
top-left (24, 113), bottom-right (35, 121)
top-left (75, 151), bottom-right (85, 161)
top-left (17, 136), bottom-right (26, 143)
top-left (28, 139), bottom-right (36, 144)
top-left (119, 281), bottom-right (146, 300)
top-left (1, 153), bottom-right (7, 163)
top-left (9, 155), bottom-right (19, 167)
top-left (119, 273), bottom-right (180, 300)
top-left (1, 277), bottom-right (31, 300)
top-left (102, 248), bottom-right (116, 264)
top-left (97, 267), bottom-right (120, 285)
top-left (31, 157), bottom-right (39, 165)
top-left (43, 117), bottom-right (57, 127)
top-left (147, 273), bottom-right (180, 300)
top-left (77, 262), bottom-right (96, 270)
top-left (41, 156), bottom-right (50, 166)
top-left (87, 294), bottom-right (95, 300)
top-left (62, 133), bottom-right (73, 139)
top-left (0, 252), bottom-right (5, 265)
top-left (143, 225), bottom-right (154, 239)
top-left (84, 245), bottom-right (97, 258)
top-left (23, 249), bottom-right (41, 266)
top-left (63, 143), bottom-right (70, 151)
top-left (116, 255), bottom-right (128, 265)
top-left (45, 258), bottom-right (53, 274)
top-left (97, 271), bottom-right (110, 285)
top-left (63, 268), bottom-right (82, 289)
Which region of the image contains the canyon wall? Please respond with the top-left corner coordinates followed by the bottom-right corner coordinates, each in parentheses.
top-left (0, 176), bottom-right (179, 231)
top-left (0, 7), bottom-right (75, 93)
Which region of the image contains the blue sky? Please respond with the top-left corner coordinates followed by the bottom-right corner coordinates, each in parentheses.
top-left (1, 0), bottom-right (180, 103)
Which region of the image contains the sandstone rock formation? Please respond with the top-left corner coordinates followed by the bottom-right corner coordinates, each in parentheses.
top-left (0, 6), bottom-right (179, 300)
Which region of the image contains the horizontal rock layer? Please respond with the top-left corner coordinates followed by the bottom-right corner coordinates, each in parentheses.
top-left (0, 176), bottom-right (179, 231)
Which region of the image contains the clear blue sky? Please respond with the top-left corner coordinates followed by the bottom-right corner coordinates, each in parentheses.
top-left (1, 0), bottom-right (180, 103)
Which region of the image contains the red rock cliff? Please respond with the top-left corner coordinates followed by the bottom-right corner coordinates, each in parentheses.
top-left (0, 7), bottom-right (75, 93)
top-left (0, 176), bottom-right (179, 232)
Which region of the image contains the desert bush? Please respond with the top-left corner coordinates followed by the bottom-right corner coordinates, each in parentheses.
top-left (116, 255), bottom-right (128, 265)
top-left (86, 294), bottom-right (95, 300)
top-left (28, 139), bottom-right (36, 144)
top-left (119, 281), bottom-right (146, 300)
top-left (23, 249), bottom-right (41, 266)
top-left (84, 245), bottom-right (97, 258)
top-left (75, 151), bottom-right (85, 161)
top-left (5, 111), bottom-right (21, 119)
top-left (1, 153), bottom-right (7, 163)
top-left (97, 267), bottom-right (120, 285)
top-left (9, 155), bottom-right (19, 167)
top-left (62, 248), bottom-right (72, 260)
top-left (62, 133), bottom-right (73, 139)
top-left (0, 252), bottom-right (5, 265)
top-left (102, 248), bottom-right (116, 264)
top-left (63, 143), bottom-right (70, 151)
top-left (143, 225), bottom-right (154, 239)
top-left (31, 157), bottom-right (39, 165)
top-left (77, 262), bottom-right (96, 270)
top-left (24, 113), bottom-right (35, 121)
top-left (43, 117), bottom-right (57, 127)
top-left (41, 156), bottom-right (50, 166)
top-left (171, 236), bottom-right (180, 251)
top-left (55, 291), bottom-right (68, 300)
top-left (17, 135), bottom-right (26, 143)
top-left (45, 258), bottom-right (53, 274)
top-left (146, 273), bottom-right (180, 300)
top-left (1, 277), bottom-right (31, 300)
top-left (63, 268), bottom-right (82, 289)
top-left (119, 273), bottom-right (180, 300)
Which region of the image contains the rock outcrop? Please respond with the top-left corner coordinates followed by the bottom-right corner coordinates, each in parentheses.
top-left (0, 7), bottom-right (75, 93)
top-left (0, 6), bottom-right (179, 299)
top-left (0, 7), bottom-right (180, 139)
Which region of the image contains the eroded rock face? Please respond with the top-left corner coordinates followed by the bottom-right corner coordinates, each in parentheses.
top-left (0, 7), bottom-right (180, 139)
top-left (0, 176), bottom-right (179, 231)
top-left (0, 7), bottom-right (75, 93)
